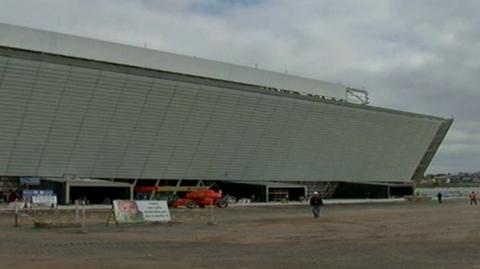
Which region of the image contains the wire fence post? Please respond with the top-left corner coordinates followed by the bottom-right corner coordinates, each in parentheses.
top-left (75, 200), bottom-right (79, 222)
top-left (80, 199), bottom-right (87, 233)
top-left (13, 201), bottom-right (19, 227)
top-left (207, 199), bottom-right (216, 225)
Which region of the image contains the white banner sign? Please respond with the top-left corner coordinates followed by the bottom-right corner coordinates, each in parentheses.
top-left (113, 200), bottom-right (171, 223)
top-left (32, 195), bottom-right (57, 207)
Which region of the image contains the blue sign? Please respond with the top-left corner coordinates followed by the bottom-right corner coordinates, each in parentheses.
top-left (20, 177), bottom-right (41, 185)
top-left (22, 190), bottom-right (54, 199)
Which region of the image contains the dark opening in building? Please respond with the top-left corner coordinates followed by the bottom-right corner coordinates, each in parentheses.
top-left (218, 181), bottom-right (306, 202)
top-left (331, 182), bottom-right (413, 199)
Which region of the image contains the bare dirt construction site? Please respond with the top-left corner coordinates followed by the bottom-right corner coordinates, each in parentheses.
top-left (0, 199), bottom-right (479, 269)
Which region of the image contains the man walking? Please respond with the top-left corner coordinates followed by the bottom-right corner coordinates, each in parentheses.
top-left (437, 192), bottom-right (443, 204)
top-left (310, 191), bottom-right (324, 218)
top-left (469, 191), bottom-right (477, 205)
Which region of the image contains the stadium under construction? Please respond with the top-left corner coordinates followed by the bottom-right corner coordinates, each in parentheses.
top-left (0, 23), bottom-right (452, 204)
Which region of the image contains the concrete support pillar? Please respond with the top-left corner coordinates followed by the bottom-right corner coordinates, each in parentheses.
top-left (65, 182), bottom-right (70, 204)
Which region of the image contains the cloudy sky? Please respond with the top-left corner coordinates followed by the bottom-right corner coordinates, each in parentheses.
top-left (0, 0), bottom-right (478, 174)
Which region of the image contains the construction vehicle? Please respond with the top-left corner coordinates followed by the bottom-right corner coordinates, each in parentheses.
top-left (172, 189), bottom-right (228, 209)
top-left (134, 185), bottom-right (209, 202)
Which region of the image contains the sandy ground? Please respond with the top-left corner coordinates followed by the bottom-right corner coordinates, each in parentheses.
top-left (0, 199), bottom-right (479, 269)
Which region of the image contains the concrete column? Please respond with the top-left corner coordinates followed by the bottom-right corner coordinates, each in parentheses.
top-left (65, 182), bottom-right (70, 204)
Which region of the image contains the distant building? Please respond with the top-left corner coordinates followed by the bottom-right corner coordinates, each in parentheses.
top-left (432, 175), bottom-right (451, 184)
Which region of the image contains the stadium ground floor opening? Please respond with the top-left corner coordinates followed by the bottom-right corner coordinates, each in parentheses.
top-left (1, 177), bottom-right (413, 204)
top-left (0, 176), bottom-right (133, 205)
top-left (41, 178), bottom-right (133, 204)
top-left (218, 181), bottom-right (307, 202)
top-left (330, 182), bottom-right (414, 199)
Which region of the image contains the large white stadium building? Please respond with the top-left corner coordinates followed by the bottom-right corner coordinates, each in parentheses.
top-left (0, 23), bottom-right (452, 203)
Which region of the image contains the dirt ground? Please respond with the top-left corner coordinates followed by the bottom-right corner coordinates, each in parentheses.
top-left (0, 199), bottom-right (479, 269)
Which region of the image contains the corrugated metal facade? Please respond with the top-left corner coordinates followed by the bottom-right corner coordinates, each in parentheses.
top-left (0, 51), bottom-right (447, 182)
top-left (0, 22), bottom-right (347, 99)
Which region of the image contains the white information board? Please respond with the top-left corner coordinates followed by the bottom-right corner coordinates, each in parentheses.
top-left (113, 200), bottom-right (171, 223)
top-left (32, 195), bottom-right (57, 207)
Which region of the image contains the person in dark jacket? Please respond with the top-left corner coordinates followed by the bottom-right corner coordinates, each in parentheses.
top-left (310, 191), bottom-right (324, 218)
top-left (437, 192), bottom-right (443, 204)
top-left (7, 189), bottom-right (18, 203)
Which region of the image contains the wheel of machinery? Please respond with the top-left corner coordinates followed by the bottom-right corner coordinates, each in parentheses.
top-left (215, 199), bottom-right (228, 208)
top-left (186, 200), bottom-right (197, 209)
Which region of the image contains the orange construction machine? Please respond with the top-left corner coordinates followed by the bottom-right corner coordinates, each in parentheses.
top-left (172, 189), bottom-right (228, 209)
